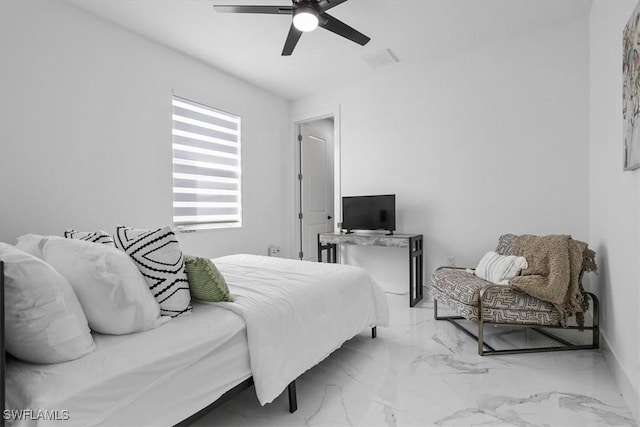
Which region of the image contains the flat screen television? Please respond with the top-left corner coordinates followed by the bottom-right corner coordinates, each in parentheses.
top-left (342, 194), bottom-right (396, 234)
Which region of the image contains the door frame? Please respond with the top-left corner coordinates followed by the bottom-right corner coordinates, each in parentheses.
top-left (291, 106), bottom-right (341, 260)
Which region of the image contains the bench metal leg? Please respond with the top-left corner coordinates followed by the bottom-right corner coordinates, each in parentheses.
top-left (433, 292), bottom-right (600, 356)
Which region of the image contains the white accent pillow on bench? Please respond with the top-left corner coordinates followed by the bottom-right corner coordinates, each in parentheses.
top-left (474, 251), bottom-right (528, 285)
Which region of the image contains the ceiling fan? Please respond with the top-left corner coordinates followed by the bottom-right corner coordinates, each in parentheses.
top-left (213, 0), bottom-right (371, 56)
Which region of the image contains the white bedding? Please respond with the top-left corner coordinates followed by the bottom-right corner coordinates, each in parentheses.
top-left (5, 254), bottom-right (389, 425)
top-left (101, 328), bottom-right (250, 427)
top-left (212, 254), bottom-right (389, 405)
top-left (5, 303), bottom-right (249, 427)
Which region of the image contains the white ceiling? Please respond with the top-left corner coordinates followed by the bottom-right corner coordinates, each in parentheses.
top-left (67, 0), bottom-right (593, 100)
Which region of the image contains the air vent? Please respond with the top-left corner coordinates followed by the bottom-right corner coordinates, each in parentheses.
top-left (363, 48), bottom-right (399, 70)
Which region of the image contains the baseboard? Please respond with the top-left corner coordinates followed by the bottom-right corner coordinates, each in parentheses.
top-left (601, 333), bottom-right (639, 423)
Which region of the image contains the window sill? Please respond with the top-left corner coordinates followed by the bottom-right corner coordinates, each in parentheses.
top-left (174, 223), bottom-right (242, 233)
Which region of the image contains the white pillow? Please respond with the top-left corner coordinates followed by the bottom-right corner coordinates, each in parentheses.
top-left (114, 226), bottom-right (192, 317)
top-left (474, 251), bottom-right (528, 285)
top-left (15, 233), bottom-right (62, 259)
top-left (42, 238), bottom-right (169, 335)
top-left (0, 243), bottom-right (95, 364)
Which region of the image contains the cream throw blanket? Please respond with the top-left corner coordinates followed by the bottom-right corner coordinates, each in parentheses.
top-left (509, 235), bottom-right (596, 327)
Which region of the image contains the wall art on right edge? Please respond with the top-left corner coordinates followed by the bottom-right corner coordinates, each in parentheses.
top-left (623, 1), bottom-right (640, 171)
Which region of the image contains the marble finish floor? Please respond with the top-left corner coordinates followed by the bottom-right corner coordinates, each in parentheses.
top-left (193, 293), bottom-right (637, 427)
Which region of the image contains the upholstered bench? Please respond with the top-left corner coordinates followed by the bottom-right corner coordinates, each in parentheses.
top-left (431, 235), bottom-right (599, 356)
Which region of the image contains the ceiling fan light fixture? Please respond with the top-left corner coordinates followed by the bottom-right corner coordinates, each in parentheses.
top-left (214, 0), bottom-right (370, 55)
top-left (293, 6), bottom-right (319, 32)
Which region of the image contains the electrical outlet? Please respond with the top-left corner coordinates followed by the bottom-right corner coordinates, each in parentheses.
top-left (447, 256), bottom-right (456, 267)
top-left (268, 246), bottom-right (281, 257)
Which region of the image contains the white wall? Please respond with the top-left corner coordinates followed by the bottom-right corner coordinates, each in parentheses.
top-left (292, 16), bottom-right (591, 293)
top-left (589, 0), bottom-right (640, 421)
top-left (0, 0), bottom-right (294, 258)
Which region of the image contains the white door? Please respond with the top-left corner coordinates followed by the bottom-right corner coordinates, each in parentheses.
top-left (300, 122), bottom-right (334, 261)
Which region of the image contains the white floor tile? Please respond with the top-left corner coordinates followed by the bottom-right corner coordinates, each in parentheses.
top-left (193, 293), bottom-right (637, 426)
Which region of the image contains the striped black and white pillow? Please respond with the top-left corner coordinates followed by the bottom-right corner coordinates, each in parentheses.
top-left (114, 225), bottom-right (192, 317)
top-left (474, 251), bottom-right (528, 285)
top-left (64, 229), bottom-right (115, 246)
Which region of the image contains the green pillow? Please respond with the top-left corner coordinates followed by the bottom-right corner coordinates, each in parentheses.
top-left (184, 256), bottom-right (233, 302)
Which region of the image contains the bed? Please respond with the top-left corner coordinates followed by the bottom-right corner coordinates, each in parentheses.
top-left (1, 253), bottom-right (389, 426)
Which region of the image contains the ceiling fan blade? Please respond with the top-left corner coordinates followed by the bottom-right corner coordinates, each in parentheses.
top-left (282, 24), bottom-right (303, 56)
top-left (318, 12), bottom-right (370, 46)
top-left (213, 5), bottom-right (293, 14)
top-left (316, 0), bottom-right (348, 12)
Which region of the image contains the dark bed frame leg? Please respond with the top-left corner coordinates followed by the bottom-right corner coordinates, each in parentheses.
top-left (284, 326), bottom-right (377, 414)
top-left (1, 261), bottom-right (5, 427)
top-left (287, 381), bottom-right (297, 413)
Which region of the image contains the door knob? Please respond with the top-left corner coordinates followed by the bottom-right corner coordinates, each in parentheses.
top-left (327, 215), bottom-right (333, 220)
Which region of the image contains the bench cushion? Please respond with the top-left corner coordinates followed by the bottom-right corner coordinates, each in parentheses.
top-left (432, 268), bottom-right (561, 326)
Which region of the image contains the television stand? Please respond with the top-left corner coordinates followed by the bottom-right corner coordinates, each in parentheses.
top-left (317, 232), bottom-right (423, 307)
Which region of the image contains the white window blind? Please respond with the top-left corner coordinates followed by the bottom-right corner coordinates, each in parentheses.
top-left (172, 95), bottom-right (242, 230)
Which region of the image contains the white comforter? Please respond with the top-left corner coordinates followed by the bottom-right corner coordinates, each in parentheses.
top-left (212, 254), bottom-right (389, 405)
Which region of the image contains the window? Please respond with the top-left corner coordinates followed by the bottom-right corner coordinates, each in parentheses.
top-left (172, 95), bottom-right (241, 230)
